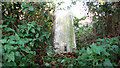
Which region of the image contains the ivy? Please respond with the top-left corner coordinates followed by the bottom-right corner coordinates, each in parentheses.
top-left (1, 1), bottom-right (120, 67)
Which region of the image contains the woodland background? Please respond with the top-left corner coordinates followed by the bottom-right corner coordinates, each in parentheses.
top-left (1, 1), bottom-right (120, 67)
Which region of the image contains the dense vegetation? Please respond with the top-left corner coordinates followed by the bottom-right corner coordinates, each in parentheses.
top-left (1, 1), bottom-right (120, 67)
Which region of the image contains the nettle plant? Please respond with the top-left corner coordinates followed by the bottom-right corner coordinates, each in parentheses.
top-left (75, 36), bottom-right (120, 66)
top-left (43, 36), bottom-right (120, 66)
top-left (1, 2), bottom-right (120, 67)
top-left (1, 2), bottom-right (55, 66)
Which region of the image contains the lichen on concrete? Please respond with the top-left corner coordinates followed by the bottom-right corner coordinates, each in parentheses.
top-left (54, 10), bottom-right (76, 53)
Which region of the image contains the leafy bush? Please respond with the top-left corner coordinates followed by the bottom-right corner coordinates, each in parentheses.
top-left (1, 2), bottom-right (120, 67)
top-left (1, 2), bottom-right (55, 66)
top-left (75, 24), bottom-right (94, 48)
top-left (43, 37), bottom-right (120, 66)
top-left (89, 2), bottom-right (120, 38)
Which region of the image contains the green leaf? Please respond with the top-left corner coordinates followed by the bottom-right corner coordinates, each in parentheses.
top-left (77, 56), bottom-right (81, 60)
top-left (37, 27), bottom-right (40, 31)
top-left (96, 38), bottom-right (104, 42)
top-left (31, 21), bottom-right (36, 25)
top-left (19, 63), bottom-right (25, 66)
top-left (24, 38), bottom-right (32, 43)
top-left (3, 62), bottom-right (17, 66)
top-left (87, 47), bottom-right (92, 54)
top-left (104, 59), bottom-right (112, 66)
top-left (90, 42), bottom-right (96, 48)
top-left (35, 33), bottom-right (39, 38)
top-left (15, 33), bottom-right (20, 40)
top-left (31, 28), bottom-right (35, 33)
top-left (61, 59), bottom-right (65, 63)
top-left (47, 51), bottom-right (52, 57)
top-left (96, 42), bottom-right (101, 45)
top-left (112, 45), bottom-right (118, 49)
top-left (6, 28), bottom-right (15, 32)
top-left (105, 44), bottom-right (111, 47)
top-left (18, 40), bottom-right (24, 46)
top-left (46, 35), bottom-right (50, 39)
top-left (90, 43), bottom-right (97, 50)
top-left (57, 59), bottom-right (61, 62)
top-left (45, 63), bottom-right (49, 66)
top-left (1, 39), bottom-right (7, 43)
top-left (29, 6), bottom-right (34, 11)
top-left (74, 50), bottom-right (79, 53)
top-left (18, 25), bottom-right (26, 29)
top-left (22, 8), bottom-right (28, 12)
top-left (24, 4), bottom-right (29, 7)
top-left (27, 24), bottom-right (32, 34)
top-left (81, 53), bottom-right (89, 59)
top-left (8, 35), bottom-right (15, 40)
top-left (4, 53), bottom-right (9, 61)
top-left (33, 51), bottom-right (36, 55)
top-left (30, 42), bottom-right (34, 47)
top-left (11, 21), bottom-right (14, 23)
top-left (69, 64), bottom-right (73, 66)
top-left (95, 46), bottom-right (103, 55)
top-left (39, 36), bottom-right (43, 41)
top-left (8, 52), bottom-right (15, 62)
top-left (112, 45), bottom-right (119, 52)
top-left (90, 43), bottom-right (102, 55)
top-left (9, 40), bottom-right (17, 44)
top-left (103, 51), bottom-right (110, 56)
top-left (15, 51), bottom-right (21, 57)
top-left (0, 25), bottom-right (8, 28)
top-left (4, 45), bottom-right (15, 52)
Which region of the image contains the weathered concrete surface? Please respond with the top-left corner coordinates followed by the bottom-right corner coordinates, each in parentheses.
top-left (54, 10), bottom-right (76, 53)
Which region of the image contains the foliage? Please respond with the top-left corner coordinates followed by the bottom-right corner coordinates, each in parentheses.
top-left (74, 2), bottom-right (120, 51)
top-left (1, 2), bottom-right (55, 66)
top-left (89, 2), bottom-right (120, 38)
top-left (1, 1), bottom-right (120, 67)
top-left (43, 37), bottom-right (120, 66)
top-left (74, 24), bottom-right (94, 48)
